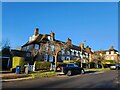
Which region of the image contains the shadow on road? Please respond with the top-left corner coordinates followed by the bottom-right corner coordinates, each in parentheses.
top-left (85, 71), bottom-right (97, 74)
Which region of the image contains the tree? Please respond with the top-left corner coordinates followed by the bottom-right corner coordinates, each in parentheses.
top-left (0, 39), bottom-right (11, 57)
top-left (37, 41), bottom-right (70, 71)
top-left (92, 50), bottom-right (105, 68)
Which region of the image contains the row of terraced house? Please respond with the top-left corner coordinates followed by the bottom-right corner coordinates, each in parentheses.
top-left (21, 28), bottom-right (120, 68)
top-left (21, 28), bottom-right (93, 68)
top-left (1, 28), bottom-right (120, 71)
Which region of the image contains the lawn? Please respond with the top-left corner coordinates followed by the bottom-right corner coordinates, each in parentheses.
top-left (85, 68), bottom-right (110, 72)
top-left (30, 71), bottom-right (56, 78)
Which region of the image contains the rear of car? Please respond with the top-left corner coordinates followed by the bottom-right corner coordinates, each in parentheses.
top-left (110, 65), bottom-right (116, 70)
top-left (56, 64), bottom-right (67, 75)
top-left (110, 64), bottom-right (120, 70)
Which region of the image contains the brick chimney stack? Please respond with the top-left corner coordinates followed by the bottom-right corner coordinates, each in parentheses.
top-left (34, 28), bottom-right (39, 36)
top-left (80, 43), bottom-right (84, 50)
top-left (66, 38), bottom-right (72, 44)
top-left (50, 31), bottom-right (55, 39)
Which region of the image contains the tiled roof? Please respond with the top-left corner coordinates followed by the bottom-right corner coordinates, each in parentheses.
top-left (22, 33), bottom-right (83, 51)
top-left (94, 48), bottom-right (118, 54)
top-left (70, 44), bottom-right (81, 51)
top-left (22, 34), bottom-right (49, 47)
top-left (22, 33), bottom-right (94, 53)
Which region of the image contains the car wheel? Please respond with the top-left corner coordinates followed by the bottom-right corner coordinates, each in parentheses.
top-left (67, 70), bottom-right (72, 76)
top-left (81, 69), bottom-right (85, 74)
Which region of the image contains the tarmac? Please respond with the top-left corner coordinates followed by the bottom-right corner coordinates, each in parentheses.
top-left (0, 70), bottom-right (105, 82)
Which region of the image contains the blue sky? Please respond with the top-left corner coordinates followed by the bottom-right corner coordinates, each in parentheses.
top-left (2, 2), bottom-right (118, 51)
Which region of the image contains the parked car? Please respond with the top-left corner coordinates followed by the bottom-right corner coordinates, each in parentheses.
top-left (56, 63), bottom-right (85, 76)
top-left (110, 64), bottom-right (120, 70)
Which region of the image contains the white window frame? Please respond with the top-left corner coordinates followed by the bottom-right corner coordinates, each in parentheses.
top-left (106, 52), bottom-right (109, 55)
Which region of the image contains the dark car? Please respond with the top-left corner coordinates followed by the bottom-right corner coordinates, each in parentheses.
top-left (110, 64), bottom-right (120, 70)
top-left (56, 63), bottom-right (85, 76)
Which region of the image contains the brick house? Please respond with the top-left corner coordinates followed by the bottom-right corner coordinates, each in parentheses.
top-left (92, 46), bottom-right (120, 65)
top-left (21, 28), bottom-right (92, 66)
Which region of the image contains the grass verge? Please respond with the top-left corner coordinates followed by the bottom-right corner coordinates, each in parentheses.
top-left (85, 68), bottom-right (110, 72)
top-left (30, 71), bottom-right (56, 78)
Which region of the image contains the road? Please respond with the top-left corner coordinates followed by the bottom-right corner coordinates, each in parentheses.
top-left (2, 70), bottom-right (120, 89)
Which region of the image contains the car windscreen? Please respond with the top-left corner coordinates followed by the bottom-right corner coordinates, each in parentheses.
top-left (111, 64), bottom-right (120, 66)
top-left (115, 64), bottom-right (120, 66)
top-left (68, 64), bottom-right (74, 67)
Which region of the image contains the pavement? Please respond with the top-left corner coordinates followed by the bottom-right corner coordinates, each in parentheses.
top-left (0, 71), bottom-right (32, 82)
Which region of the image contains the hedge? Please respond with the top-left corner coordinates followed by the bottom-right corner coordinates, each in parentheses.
top-left (11, 56), bottom-right (28, 72)
top-left (102, 60), bottom-right (116, 64)
top-left (34, 61), bottom-right (51, 71)
top-left (63, 60), bottom-right (75, 63)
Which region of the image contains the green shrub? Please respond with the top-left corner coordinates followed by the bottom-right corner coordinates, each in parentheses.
top-left (11, 56), bottom-right (29, 72)
top-left (89, 62), bottom-right (96, 68)
top-left (30, 71), bottom-right (55, 78)
top-left (34, 61), bottom-right (51, 71)
top-left (57, 62), bottom-right (64, 65)
top-left (102, 60), bottom-right (116, 64)
top-left (63, 60), bottom-right (75, 63)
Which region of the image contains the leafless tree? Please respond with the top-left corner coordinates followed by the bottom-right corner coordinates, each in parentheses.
top-left (92, 51), bottom-right (105, 68)
top-left (0, 39), bottom-right (11, 56)
top-left (36, 41), bottom-right (70, 71)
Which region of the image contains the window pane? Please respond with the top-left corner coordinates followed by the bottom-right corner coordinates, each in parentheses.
top-left (74, 64), bottom-right (78, 67)
top-left (35, 44), bottom-right (39, 49)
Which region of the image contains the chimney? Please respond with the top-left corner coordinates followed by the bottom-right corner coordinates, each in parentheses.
top-left (85, 46), bottom-right (91, 53)
top-left (34, 28), bottom-right (39, 36)
top-left (80, 43), bottom-right (84, 50)
top-left (50, 31), bottom-right (55, 39)
top-left (66, 38), bottom-right (72, 44)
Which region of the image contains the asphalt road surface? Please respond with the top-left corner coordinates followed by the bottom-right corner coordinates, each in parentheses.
top-left (2, 70), bottom-right (120, 89)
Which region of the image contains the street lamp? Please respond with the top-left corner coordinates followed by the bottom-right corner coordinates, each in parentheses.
top-left (80, 50), bottom-right (83, 68)
top-left (54, 43), bottom-right (62, 71)
top-left (80, 40), bottom-right (86, 68)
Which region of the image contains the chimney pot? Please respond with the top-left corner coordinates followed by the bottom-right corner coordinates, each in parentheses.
top-left (34, 28), bottom-right (39, 36)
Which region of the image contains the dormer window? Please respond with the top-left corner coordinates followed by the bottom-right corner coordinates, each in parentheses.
top-left (48, 36), bottom-right (53, 41)
top-left (111, 51), bottom-right (114, 55)
top-left (106, 51), bottom-right (109, 55)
